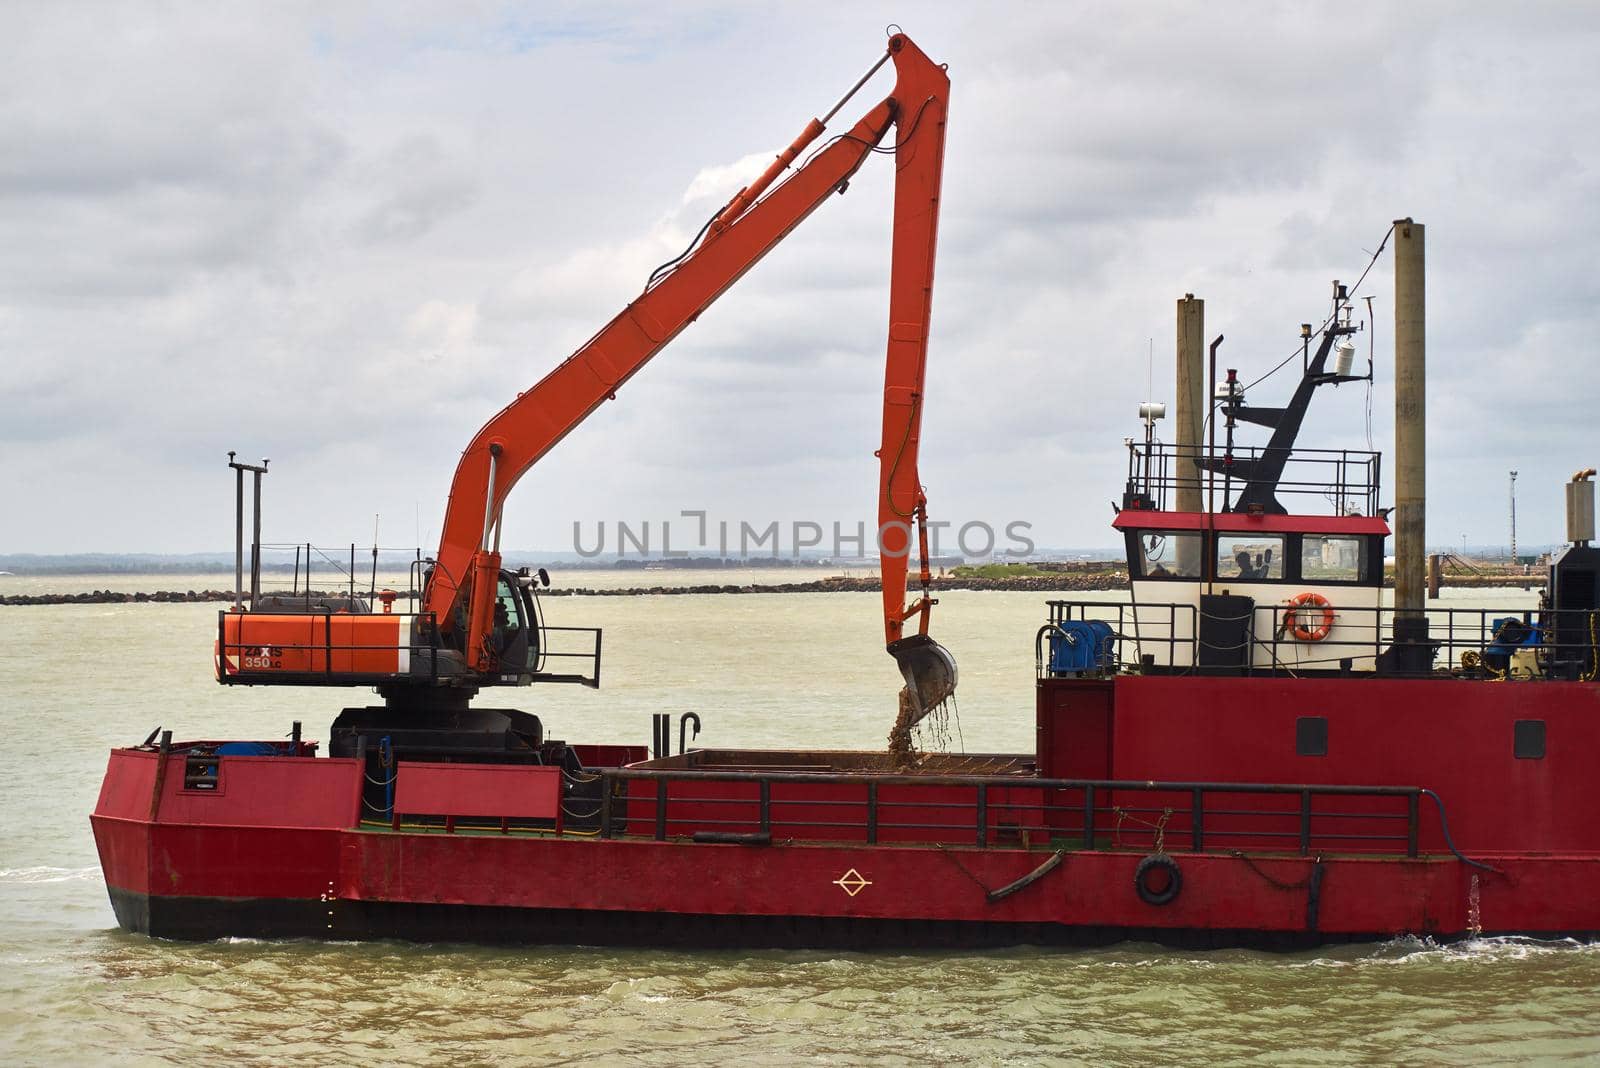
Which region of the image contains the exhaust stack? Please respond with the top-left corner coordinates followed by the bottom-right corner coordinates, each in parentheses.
top-left (1389, 218), bottom-right (1431, 669)
top-left (1175, 293), bottom-right (1206, 511)
top-left (1175, 295), bottom-right (1205, 573)
top-left (1569, 469), bottom-right (1596, 545)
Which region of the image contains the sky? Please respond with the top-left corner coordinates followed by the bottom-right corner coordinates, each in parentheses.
top-left (2, 1), bottom-right (1597, 559)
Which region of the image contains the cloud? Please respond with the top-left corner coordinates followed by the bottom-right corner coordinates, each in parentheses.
top-left (349, 135), bottom-right (481, 245)
top-left (1, 2), bottom-right (1597, 556)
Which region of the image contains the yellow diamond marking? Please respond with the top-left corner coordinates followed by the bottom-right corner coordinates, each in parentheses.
top-left (833, 868), bottom-right (872, 897)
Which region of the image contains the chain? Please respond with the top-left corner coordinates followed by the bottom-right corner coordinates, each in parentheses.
top-left (1112, 806), bottom-right (1173, 852)
top-left (1228, 850), bottom-right (1323, 891)
top-left (934, 843), bottom-right (994, 895)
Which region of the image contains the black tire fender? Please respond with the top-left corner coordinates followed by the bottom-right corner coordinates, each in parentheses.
top-left (1134, 853), bottom-right (1182, 906)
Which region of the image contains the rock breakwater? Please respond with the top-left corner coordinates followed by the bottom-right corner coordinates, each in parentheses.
top-left (1, 571), bottom-right (1132, 606)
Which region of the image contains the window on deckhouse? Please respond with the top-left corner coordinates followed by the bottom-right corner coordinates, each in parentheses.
top-left (1300, 535), bottom-right (1366, 583)
top-left (1135, 531), bottom-right (1203, 579)
top-left (1215, 533), bottom-right (1285, 581)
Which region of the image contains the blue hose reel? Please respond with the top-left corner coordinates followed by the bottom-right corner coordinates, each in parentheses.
top-left (1048, 620), bottom-right (1116, 676)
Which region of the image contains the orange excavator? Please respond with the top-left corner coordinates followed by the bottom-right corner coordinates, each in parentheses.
top-left (219, 30), bottom-right (957, 723)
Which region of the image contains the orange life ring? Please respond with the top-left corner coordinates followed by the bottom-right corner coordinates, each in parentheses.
top-left (1285, 592), bottom-right (1334, 641)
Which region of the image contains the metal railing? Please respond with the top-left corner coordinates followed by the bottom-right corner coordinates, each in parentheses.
top-left (1040, 600), bottom-right (1197, 673)
top-left (595, 768), bottom-right (1424, 857)
top-left (1128, 443), bottom-right (1382, 516)
top-left (244, 541), bottom-right (432, 610)
top-left (1039, 598), bottom-right (1600, 680)
top-left (532, 626), bottom-right (605, 687)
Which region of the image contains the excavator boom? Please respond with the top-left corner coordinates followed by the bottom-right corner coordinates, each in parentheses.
top-left (425, 33), bottom-right (957, 713)
top-left (218, 33), bottom-right (958, 713)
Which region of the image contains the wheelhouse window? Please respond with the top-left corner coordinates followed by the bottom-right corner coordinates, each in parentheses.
top-left (1135, 531), bottom-right (1203, 580)
top-left (1300, 535), bottom-right (1366, 583)
top-left (1216, 533), bottom-right (1284, 581)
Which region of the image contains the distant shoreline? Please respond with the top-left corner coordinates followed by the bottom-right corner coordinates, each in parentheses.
top-left (0, 570), bottom-right (1543, 606)
top-left (0, 573), bottom-right (1122, 606)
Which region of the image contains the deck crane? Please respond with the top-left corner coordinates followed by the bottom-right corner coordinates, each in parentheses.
top-left (219, 31), bottom-right (958, 724)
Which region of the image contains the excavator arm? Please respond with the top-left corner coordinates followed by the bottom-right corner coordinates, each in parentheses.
top-left (872, 41), bottom-right (957, 720)
top-left (424, 33), bottom-right (956, 712)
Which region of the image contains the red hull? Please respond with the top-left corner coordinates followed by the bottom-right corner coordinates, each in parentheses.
top-left (91, 676), bottom-right (1600, 947)
top-left (91, 805), bottom-right (1599, 947)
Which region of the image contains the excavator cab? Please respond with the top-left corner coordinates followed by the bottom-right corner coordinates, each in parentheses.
top-left (489, 569), bottom-right (540, 678)
top-left (430, 565), bottom-right (562, 685)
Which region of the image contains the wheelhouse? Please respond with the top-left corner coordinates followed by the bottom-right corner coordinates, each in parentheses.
top-left (1112, 508), bottom-right (1389, 673)
top-left (1059, 282), bottom-right (1404, 674)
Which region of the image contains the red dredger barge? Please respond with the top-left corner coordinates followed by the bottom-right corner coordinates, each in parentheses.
top-left (92, 297), bottom-right (1600, 947)
top-left (92, 34), bottom-right (1600, 948)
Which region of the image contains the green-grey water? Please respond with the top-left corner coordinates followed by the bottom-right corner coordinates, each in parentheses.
top-left (2, 576), bottom-right (1596, 1064)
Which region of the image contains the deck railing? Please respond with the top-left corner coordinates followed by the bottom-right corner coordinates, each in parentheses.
top-left (1041, 599), bottom-right (1599, 679)
top-left (1127, 443), bottom-right (1382, 516)
top-left (237, 541), bottom-right (434, 609)
top-left (594, 768), bottom-right (1425, 858)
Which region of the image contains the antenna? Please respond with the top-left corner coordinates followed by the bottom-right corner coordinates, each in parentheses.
top-left (1147, 337), bottom-right (1154, 404)
top-left (1509, 470), bottom-right (1518, 565)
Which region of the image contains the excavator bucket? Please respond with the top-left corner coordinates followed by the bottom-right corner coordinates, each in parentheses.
top-left (889, 634), bottom-right (959, 725)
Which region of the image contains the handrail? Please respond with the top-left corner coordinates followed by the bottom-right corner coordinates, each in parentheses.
top-left (1128, 442), bottom-right (1381, 515)
top-left (599, 766), bottom-right (1426, 859)
top-left (1041, 598), bottom-right (1598, 679)
top-left (605, 767), bottom-right (1422, 794)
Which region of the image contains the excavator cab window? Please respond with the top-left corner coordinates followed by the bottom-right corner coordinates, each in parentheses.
top-left (519, 580), bottom-right (543, 674)
top-left (494, 572), bottom-right (536, 674)
top-left (494, 577), bottom-right (522, 641)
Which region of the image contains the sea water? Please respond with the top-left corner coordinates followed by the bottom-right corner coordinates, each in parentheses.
top-left (3, 577), bottom-right (1595, 1064)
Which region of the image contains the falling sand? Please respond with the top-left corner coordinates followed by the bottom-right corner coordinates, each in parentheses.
top-left (887, 688), bottom-right (920, 769)
top-left (887, 687), bottom-right (958, 770)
